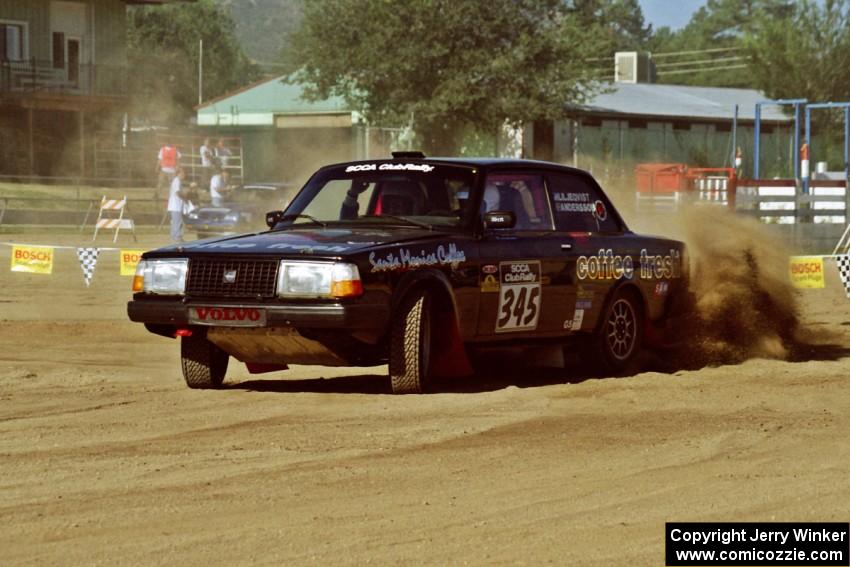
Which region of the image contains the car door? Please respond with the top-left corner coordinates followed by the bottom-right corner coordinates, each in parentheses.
top-left (545, 171), bottom-right (631, 334)
top-left (475, 170), bottom-right (573, 338)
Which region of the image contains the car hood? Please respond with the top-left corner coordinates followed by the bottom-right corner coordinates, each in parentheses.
top-left (149, 226), bottom-right (458, 257)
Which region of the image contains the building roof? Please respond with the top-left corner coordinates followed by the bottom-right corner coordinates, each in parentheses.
top-left (197, 75), bottom-right (793, 128)
top-left (571, 82), bottom-right (792, 123)
top-left (196, 75), bottom-right (352, 127)
top-left (123, 1), bottom-right (194, 4)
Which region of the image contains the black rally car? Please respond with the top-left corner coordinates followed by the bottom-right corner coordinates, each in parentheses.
top-left (128, 153), bottom-right (688, 394)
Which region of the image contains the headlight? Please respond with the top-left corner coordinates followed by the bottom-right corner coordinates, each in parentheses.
top-left (276, 261), bottom-right (363, 298)
top-left (224, 212), bottom-right (240, 222)
top-left (132, 259), bottom-right (188, 295)
top-left (188, 212), bottom-right (199, 220)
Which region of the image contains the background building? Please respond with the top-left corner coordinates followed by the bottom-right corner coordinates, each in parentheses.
top-left (527, 54), bottom-right (793, 180)
top-left (196, 75), bottom-right (403, 184)
top-left (0, 0), bottom-right (181, 180)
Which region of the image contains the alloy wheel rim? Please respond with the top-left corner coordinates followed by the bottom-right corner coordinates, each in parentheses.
top-left (606, 298), bottom-right (636, 360)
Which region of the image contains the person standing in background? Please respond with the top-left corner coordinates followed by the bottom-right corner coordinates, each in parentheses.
top-left (199, 137), bottom-right (214, 190)
top-left (215, 138), bottom-right (232, 170)
top-left (156, 141), bottom-right (181, 197)
top-left (209, 168), bottom-right (232, 207)
top-left (168, 167), bottom-right (188, 242)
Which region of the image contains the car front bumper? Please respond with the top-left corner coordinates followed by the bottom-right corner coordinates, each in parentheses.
top-left (127, 299), bottom-right (389, 330)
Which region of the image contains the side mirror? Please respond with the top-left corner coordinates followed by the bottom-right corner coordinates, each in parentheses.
top-left (482, 210), bottom-right (516, 230)
top-left (266, 210), bottom-right (285, 228)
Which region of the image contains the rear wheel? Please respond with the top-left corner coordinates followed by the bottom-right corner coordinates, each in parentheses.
top-left (389, 290), bottom-right (432, 394)
top-left (181, 334), bottom-right (229, 389)
top-left (593, 288), bottom-right (643, 375)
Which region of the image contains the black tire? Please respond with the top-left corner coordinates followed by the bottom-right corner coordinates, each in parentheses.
top-left (389, 289), bottom-right (432, 394)
top-left (181, 334), bottom-right (229, 389)
top-left (592, 288), bottom-right (644, 375)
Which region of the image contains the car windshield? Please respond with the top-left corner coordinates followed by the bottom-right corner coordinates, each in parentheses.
top-left (279, 163), bottom-right (477, 228)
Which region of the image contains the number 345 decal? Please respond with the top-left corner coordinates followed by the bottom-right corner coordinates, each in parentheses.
top-left (496, 261), bottom-right (542, 332)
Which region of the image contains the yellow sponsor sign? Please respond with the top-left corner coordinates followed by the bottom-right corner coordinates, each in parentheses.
top-left (10, 245), bottom-right (54, 274)
top-left (120, 249), bottom-right (145, 276)
top-left (789, 256), bottom-right (825, 288)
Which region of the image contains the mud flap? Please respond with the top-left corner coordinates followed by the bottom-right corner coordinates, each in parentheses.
top-left (429, 310), bottom-right (474, 378)
top-left (652, 290), bottom-right (697, 350)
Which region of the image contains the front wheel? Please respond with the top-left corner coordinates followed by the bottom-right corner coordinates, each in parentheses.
top-left (592, 288), bottom-right (643, 375)
top-left (389, 290), bottom-right (432, 394)
top-left (181, 334), bottom-right (229, 389)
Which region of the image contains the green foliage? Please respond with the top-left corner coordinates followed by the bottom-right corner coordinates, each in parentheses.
top-left (218, 0), bottom-right (302, 62)
top-left (127, 0), bottom-right (261, 124)
top-left (568, 0), bottom-right (652, 50)
top-left (648, 0), bottom-right (794, 87)
top-left (746, 0), bottom-right (850, 103)
top-left (282, 0), bottom-right (607, 154)
top-left (746, 0), bottom-right (850, 167)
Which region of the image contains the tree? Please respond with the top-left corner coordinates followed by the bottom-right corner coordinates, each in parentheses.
top-left (127, 0), bottom-right (261, 124)
top-left (220, 0), bottom-right (303, 62)
top-left (747, 0), bottom-right (850, 103)
top-left (282, 0), bottom-right (607, 154)
top-left (569, 0), bottom-right (653, 51)
top-left (647, 0), bottom-right (794, 87)
top-left (746, 0), bottom-right (850, 165)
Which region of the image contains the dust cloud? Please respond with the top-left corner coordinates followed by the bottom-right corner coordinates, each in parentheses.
top-left (632, 205), bottom-right (800, 366)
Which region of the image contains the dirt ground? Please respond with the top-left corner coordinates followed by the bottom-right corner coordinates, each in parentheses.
top-left (1, 229), bottom-right (849, 565)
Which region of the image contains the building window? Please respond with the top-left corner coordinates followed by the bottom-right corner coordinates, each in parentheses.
top-left (581, 117), bottom-right (601, 127)
top-left (0, 22), bottom-right (26, 61)
top-left (672, 122), bottom-right (690, 131)
top-left (628, 119), bottom-right (647, 129)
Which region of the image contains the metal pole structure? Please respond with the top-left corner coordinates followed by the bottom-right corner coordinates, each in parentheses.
top-left (845, 106), bottom-right (849, 182)
top-left (803, 102), bottom-right (850, 194)
top-left (732, 104), bottom-right (738, 171)
top-left (754, 99), bottom-right (807, 181)
top-left (754, 103), bottom-right (761, 179)
top-left (198, 39), bottom-right (203, 105)
top-left (804, 105), bottom-right (811, 195)
top-left (79, 110), bottom-right (85, 178)
top-left (793, 102), bottom-right (801, 180)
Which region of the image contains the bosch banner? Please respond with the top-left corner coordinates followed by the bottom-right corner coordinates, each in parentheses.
top-left (120, 250), bottom-right (145, 276)
top-left (10, 245), bottom-right (54, 274)
top-left (789, 256), bottom-right (825, 289)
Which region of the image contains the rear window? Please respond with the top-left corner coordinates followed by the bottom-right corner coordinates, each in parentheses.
top-left (547, 173), bottom-right (620, 233)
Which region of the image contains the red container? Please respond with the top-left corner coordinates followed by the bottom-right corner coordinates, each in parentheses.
top-left (634, 163), bottom-right (688, 193)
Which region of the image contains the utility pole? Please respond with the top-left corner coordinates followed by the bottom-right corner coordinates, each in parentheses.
top-left (198, 39), bottom-right (204, 105)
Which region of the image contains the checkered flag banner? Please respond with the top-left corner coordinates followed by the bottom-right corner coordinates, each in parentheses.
top-left (837, 255), bottom-right (850, 298)
top-left (76, 247), bottom-right (100, 287)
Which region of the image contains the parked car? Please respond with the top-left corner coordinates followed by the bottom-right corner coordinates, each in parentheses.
top-left (185, 182), bottom-right (296, 238)
top-left (128, 153), bottom-right (689, 394)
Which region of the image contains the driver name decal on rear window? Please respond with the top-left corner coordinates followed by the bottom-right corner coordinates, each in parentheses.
top-left (369, 243), bottom-right (466, 272)
top-left (496, 261), bottom-right (541, 333)
top-left (345, 163), bottom-right (435, 173)
top-left (552, 191), bottom-right (594, 213)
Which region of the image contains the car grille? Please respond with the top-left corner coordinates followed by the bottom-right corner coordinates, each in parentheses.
top-left (186, 258), bottom-right (278, 298)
